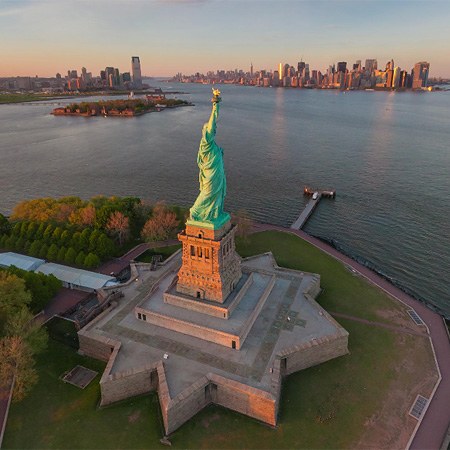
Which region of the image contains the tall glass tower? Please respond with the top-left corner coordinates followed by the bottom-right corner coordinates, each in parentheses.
top-left (131, 56), bottom-right (142, 88)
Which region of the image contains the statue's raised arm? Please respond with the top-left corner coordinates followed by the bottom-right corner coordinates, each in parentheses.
top-left (202, 88), bottom-right (221, 144)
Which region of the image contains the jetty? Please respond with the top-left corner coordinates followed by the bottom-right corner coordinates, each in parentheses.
top-left (290, 186), bottom-right (336, 230)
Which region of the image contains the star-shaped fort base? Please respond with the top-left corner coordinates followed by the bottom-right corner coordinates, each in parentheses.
top-left (78, 252), bottom-right (348, 434)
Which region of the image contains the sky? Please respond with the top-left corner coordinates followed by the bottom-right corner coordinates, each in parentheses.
top-left (1, 0), bottom-right (449, 78)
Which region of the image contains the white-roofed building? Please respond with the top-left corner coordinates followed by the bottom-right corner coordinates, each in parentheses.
top-left (0, 252), bottom-right (45, 271)
top-left (36, 262), bottom-right (119, 292)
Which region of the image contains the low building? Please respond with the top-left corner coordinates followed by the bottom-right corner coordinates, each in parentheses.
top-left (0, 252), bottom-right (45, 271)
top-left (36, 263), bottom-right (119, 292)
top-left (0, 251), bottom-right (118, 292)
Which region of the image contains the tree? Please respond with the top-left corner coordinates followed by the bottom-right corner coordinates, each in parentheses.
top-left (141, 202), bottom-right (179, 242)
top-left (28, 240), bottom-right (42, 258)
top-left (64, 247), bottom-right (77, 265)
top-left (84, 252), bottom-right (100, 269)
top-left (88, 229), bottom-right (102, 252)
top-left (0, 272), bottom-right (31, 327)
top-left (5, 235), bottom-right (17, 250)
top-left (51, 227), bottom-right (63, 242)
top-left (106, 211), bottom-right (130, 246)
top-left (43, 224), bottom-right (54, 243)
top-left (35, 222), bottom-right (46, 240)
top-left (0, 234), bottom-right (7, 249)
top-left (0, 307), bottom-right (47, 402)
top-left (95, 205), bottom-right (116, 229)
top-left (78, 204), bottom-right (96, 227)
top-left (60, 229), bottom-right (71, 246)
top-left (0, 213), bottom-right (10, 235)
top-left (26, 222), bottom-right (38, 240)
top-left (57, 246), bottom-right (67, 262)
top-left (47, 243), bottom-right (59, 261)
top-left (95, 233), bottom-right (115, 259)
top-left (15, 236), bottom-right (25, 251)
top-left (80, 228), bottom-right (91, 250)
top-left (70, 232), bottom-right (82, 252)
top-left (19, 221), bottom-right (29, 237)
top-left (38, 243), bottom-right (49, 260)
top-left (0, 335), bottom-right (38, 402)
top-left (75, 251), bottom-right (86, 267)
top-left (12, 222), bottom-right (22, 236)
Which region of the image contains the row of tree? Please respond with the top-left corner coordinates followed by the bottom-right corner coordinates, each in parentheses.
top-left (0, 221), bottom-right (115, 268)
top-left (10, 196), bottom-right (141, 231)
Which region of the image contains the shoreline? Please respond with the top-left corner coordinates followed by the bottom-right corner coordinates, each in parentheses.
top-left (252, 223), bottom-right (450, 450)
top-left (51, 102), bottom-right (193, 118)
top-left (312, 234), bottom-right (450, 321)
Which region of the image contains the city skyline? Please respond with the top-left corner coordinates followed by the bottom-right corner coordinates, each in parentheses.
top-left (1, 0), bottom-right (450, 78)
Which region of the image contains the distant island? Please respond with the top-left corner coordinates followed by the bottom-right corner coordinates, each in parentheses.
top-left (52, 95), bottom-right (193, 117)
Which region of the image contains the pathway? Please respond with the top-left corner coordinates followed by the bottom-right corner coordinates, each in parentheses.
top-left (252, 223), bottom-right (450, 450)
top-left (98, 240), bottom-right (178, 275)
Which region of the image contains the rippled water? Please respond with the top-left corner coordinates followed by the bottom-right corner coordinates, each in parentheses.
top-left (0, 82), bottom-right (449, 317)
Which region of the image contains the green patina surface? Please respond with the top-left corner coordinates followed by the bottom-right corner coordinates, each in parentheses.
top-left (189, 96), bottom-right (229, 229)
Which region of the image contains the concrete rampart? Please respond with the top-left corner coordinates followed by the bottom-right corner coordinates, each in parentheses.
top-left (279, 332), bottom-right (349, 375)
top-left (100, 364), bottom-right (157, 406)
top-left (239, 275), bottom-right (275, 343)
top-left (304, 276), bottom-right (321, 299)
top-left (164, 376), bottom-right (211, 434)
top-left (209, 373), bottom-right (277, 427)
top-left (135, 306), bottom-right (242, 349)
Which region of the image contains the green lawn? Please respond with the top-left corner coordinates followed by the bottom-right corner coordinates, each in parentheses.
top-left (3, 332), bottom-right (162, 449)
top-left (3, 231), bottom-right (431, 449)
top-left (135, 244), bottom-right (181, 263)
top-left (236, 231), bottom-right (405, 323)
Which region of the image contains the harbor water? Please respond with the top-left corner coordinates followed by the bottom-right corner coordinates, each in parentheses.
top-left (0, 81), bottom-right (449, 317)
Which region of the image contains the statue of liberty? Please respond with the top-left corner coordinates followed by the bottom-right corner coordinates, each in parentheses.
top-left (189, 88), bottom-right (230, 228)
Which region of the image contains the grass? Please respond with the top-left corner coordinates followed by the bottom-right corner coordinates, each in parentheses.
top-left (135, 244), bottom-right (181, 263)
top-left (3, 231), bottom-right (434, 449)
top-left (0, 93), bottom-right (57, 104)
top-left (236, 231), bottom-right (405, 323)
top-left (3, 335), bottom-right (161, 449)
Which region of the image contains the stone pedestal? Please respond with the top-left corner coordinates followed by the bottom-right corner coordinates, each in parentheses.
top-left (176, 219), bottom-right (242, 303)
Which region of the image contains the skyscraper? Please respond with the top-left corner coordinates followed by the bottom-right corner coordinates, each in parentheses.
top-left (365, 59), bottom-right (377, 73)
top-left (412, 61), bottom-right (430, 89)
top-left (131, 56), bottom-right (142, 88)
top-left (337, 61), bottom-right (347, 73)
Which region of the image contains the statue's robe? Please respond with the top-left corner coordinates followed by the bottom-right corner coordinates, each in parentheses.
top-left (190, 102), bottom-right (228, 224)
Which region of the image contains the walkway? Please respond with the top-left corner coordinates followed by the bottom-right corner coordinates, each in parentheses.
top-left (98, 240), bottom-right (178, 276)
top-left (290, 195), bottom-right (321, 230)
top-left (253, 223), bottom-right (450, 450)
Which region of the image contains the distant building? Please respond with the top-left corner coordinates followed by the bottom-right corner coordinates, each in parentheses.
top-left (365, 59), bottom-right (377, 73)
top-left (131, 56), bottom-right (142, 88)
top-left (412, 61), bottom-right (430, 89)
top-left (337, 61), bottom-right (347, 73)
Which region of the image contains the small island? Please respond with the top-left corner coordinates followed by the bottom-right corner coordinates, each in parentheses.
top-left (52, 95), bottom-right (193, 117)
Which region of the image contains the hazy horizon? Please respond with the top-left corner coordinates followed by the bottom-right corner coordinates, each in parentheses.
top-left (1, 0), bottom-right (450, 78)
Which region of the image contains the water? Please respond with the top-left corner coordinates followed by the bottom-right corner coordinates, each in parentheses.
top-left (0, 82), bottom-right (449, 318)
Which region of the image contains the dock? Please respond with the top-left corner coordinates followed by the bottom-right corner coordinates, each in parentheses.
top-left (290, 186), bottom-right (336, 230)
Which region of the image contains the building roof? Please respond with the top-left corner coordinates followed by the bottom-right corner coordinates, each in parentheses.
top-left (36, 263), bottom-right (118, 290)
top-left (0, 252), bottom-right (45, 271)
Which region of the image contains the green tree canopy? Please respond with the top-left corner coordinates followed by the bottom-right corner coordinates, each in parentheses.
top-left (0, 213), bottom-right (10, 235)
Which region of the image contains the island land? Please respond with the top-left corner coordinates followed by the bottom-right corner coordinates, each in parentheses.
top-left (52, 97), bottom-right (192, 118)
top-left (2, 229), bottom-right (440, 449)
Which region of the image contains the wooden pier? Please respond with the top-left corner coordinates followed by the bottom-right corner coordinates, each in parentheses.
top-left (290, 186), bottom-right (336, 230)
